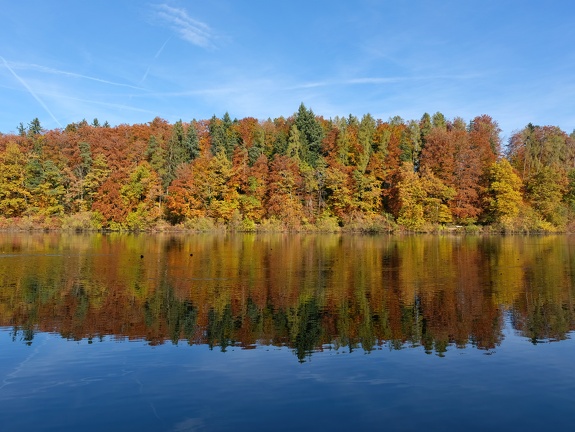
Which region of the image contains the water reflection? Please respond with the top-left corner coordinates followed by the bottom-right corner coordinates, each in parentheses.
top-left (1, 233), bottom-right (574, 360)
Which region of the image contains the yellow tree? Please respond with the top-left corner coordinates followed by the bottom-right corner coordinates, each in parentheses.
top-left (243, 154), bottom-right (269, 222)
top-left (0, 143), bottom-right (31, 216)
top-left (487, 159), bottom-right (523, 224)
top-left (419, 166), bottom-right (455, 224)
top-left (121, 162), bottom-right (163, 229)
top-left (82, 153), bottom-right (111, 209)
top-left (396, 162), bottom-right (426, 230)
top-left (396, 163), bottom-right (455, 229)
top-left (206, 150), bottom-right (238, 221)
top-left (352, 169), bottom-right (382, 216)
top-left (230, 145), bottom-right (267, 222)
top-left (324, 162), bottom-right (354, 221)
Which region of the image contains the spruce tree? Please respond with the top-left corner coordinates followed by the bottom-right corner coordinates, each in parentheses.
top-left (294, 103), bottom-right (324, 167)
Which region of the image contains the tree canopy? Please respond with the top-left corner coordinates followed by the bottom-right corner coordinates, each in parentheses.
top-left (0, 110), bottom-right (573, 232)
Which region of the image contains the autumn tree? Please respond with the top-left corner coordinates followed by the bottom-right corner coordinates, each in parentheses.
top-left (377, 120), bottom-right (403, 213)
top-left (395, 163), bottom-right (454, 229)
top-left (0, 143), bottom-right (31, 216)
top-left (324, 161), bottom-right (354, 221)
top-left (396, 162), bottom-right (425, 230)
top-left (419, 126), bottom-right (455, 186)
top-left (506, 124), bottom-right (572, 227)
top-left (525, 166), bottom-right (568, 227)
top-left (469, 115), bottom-right (500, 165)
top-left (230, 144), bottom-right (266, 222)
top-left (564, 169), bottom-right (575, 211)
top-left (507, 124), bottom-right (569, 180)
top-left (92, 173), bottom-right (129, 227)
top-left (169, 151), bottom-right (238, 222)
top-left (419, 166), bottom-right (455, 224)
top-left (205, 150), bottom-right (239, 220)
top-left (351, 169), bottom-right (382, 217)
top-left (300, 159), bottom-right (322, 221)
top-left (166, 163), bottom-right (205, 222)
top-left (121, 162), bottom-right (163, 229)
top-left (243, 153), bottom-right (269, 222)
top-left (266, 154), bottom-right (305, 227)
top-left (450, 118), bottom-right (482, 223)
top-left (82, 153), bottom-right (111, 210)
top-left (486, 159), bottom-right (523, 224)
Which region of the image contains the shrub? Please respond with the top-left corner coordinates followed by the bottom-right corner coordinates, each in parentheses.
top-left (315, 213), bottom-right (340, 232)
top-left (183, 217), bottom-right (217, 232)
top-left (241, 218), bottom-right (256, 232)
top-left (62, 211), bottom-right (102, 231)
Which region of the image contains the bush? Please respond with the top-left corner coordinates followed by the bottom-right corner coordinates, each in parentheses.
top-left (241, 218), bottom-right (256, 232)
top-left (228, 210), bottom-right (243, 231)
top-left (183, 217), bottom-right (218, 232)
top-left (315, 213), bottom-right (340, 232)
top-left (343, 214), bottom-right (397, 233)
top-left (62, 211), bottom-right (102, 231)
top-left (257, 217), bottom-right (285, 232)
top-left (464, 224), bottom-right (481, 234)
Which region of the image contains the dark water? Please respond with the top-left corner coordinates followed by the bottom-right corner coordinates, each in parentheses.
top-left (1, 233), bottom-right (575, 431)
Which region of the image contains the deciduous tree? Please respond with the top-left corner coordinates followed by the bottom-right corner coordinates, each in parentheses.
top-left (486, 159), bottom-right (523, 224)
top-left (0, 143), bottom-right (31, 216)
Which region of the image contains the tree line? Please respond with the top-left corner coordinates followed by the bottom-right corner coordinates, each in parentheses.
top-left (1, 104), bottom-right (574, 231)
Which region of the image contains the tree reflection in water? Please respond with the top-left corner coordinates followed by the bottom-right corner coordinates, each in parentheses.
top-left (2, 233), bottom-right (575, 359)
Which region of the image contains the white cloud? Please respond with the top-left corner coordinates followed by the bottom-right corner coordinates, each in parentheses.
top-left (152, 4), bottom-right (216, 49)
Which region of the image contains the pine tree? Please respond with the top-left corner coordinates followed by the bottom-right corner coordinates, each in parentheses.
top-left (295, 103), bottom-right (324, 167)
top-left (165, 120), bottom-right (187, 187)
top-left (184, 121), bottom-right (200, 161)
top-left (27, 118), bottom-right (43, 136)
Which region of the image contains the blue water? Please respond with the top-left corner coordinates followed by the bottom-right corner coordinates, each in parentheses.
top-left (2, 233), bottom-right (575, 431)
top-left (1, 320), bottom-right (574, 432)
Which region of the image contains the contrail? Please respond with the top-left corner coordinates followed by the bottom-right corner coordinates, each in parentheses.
top-left (1, 56), bottom-right (62, 127)
top-left (155, 36), bottom-right (171, 59)
top-left (140, 36), bottom-right (171, 84)
top-left (10, 61), bottom-right (147, 91)
top-left (51, 93), bottom-right (157, 114)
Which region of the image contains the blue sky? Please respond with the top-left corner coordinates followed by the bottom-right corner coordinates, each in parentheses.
top-left (1, 1), bottom-right (573, 140)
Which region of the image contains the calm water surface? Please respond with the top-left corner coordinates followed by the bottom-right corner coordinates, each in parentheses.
top-left (1, 233), bottom-right (575, 431)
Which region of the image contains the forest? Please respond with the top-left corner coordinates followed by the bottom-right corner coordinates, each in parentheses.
top-left (0, 104), bottom-right (574, 232)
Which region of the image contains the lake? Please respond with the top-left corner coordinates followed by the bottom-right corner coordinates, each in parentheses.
top-left (1, 233), bottom-right (575, 431)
